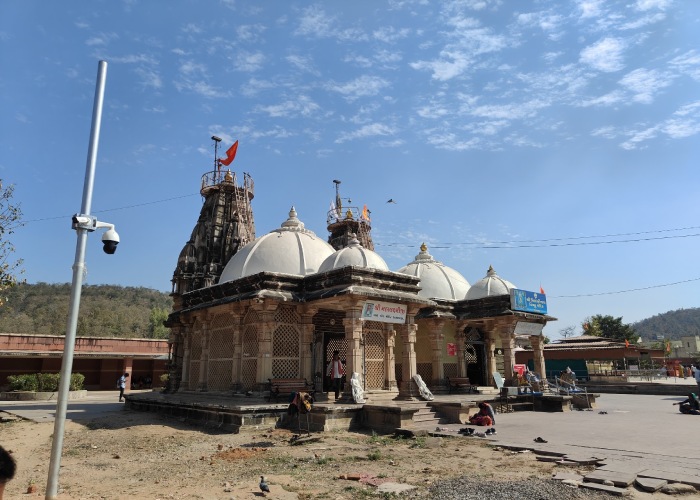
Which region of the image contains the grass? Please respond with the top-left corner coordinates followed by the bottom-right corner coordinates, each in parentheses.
top-left (367, 450), bottom-right (382, 461)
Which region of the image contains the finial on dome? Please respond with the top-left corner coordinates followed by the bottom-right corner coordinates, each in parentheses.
top-left (487, 265), bottom-right (496, 276)
top-left (224, 170), bottom-right (233, 182)
top-left (345, 208), bottom-right (353, 220)
top-left (281, 206), bottom-right (305, 230)
top-left (420, 242), bottom-right (428, 252)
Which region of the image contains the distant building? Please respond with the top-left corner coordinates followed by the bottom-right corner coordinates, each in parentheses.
top-left (0, 333), bottom-right (168, 390)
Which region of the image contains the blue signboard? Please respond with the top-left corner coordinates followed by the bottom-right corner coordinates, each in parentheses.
top-left (510, 289), bottom-right (547, 315)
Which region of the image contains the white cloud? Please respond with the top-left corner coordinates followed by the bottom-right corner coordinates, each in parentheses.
top-left (135, 67), bottom-right (162, 89)
top-left (577, 0), bottom-right (604, 19)
top-left (257, 95), bottom-right (321, 118)
top-left (579, 90), bottom-right (624, 107)
top-left (110, 54), bottom-right (158, 64)
top-left (326, 75), bottom-right (390, 100)
top-left (620, 125), bottom-right (659, 150)
top-left (175, 80), bottom-right (232, 98)
top-left (182, 23), bottom-right (202, 34)
top-left (179, 61), bottom-right (207, 76)
top-left (240, 77), bottom-right (278, 97)
top-left (579, 37), bottom-right (626, 72)
top-left (172, 48), bottom-right (188, 56)
top-left (295, 6), bottom-right (366, 41)
top-left (669, 50), bottom-right (700, 81)
top-left (619, 68), bottom-right (672, 104)
top-left (469, 99), bottom-right (548, 120)
top-left (425, 131), bottom-right (482, 151)
top-left (85, 32), bottom-right (118, 46)
top-left (236, 24), bottom-right (266, 42)
top-left (590, 126), bottom-right (619, 139)
top-left (635, 0), bottom-right (672, 11)
top-left (234, 52), bottom-right (265, 72)
top-left (286, 55), bottom-right (320, 76)
top-left (619, 13), bottom-right (665, 30)
top-left (373, 26), bottom-right (410, 43)
top-left (335, 123), bottom-right (396, 143)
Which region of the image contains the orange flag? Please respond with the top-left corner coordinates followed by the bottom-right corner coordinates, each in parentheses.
top-left (362, 204), bottom-right (369, 220)
top-left (219, 140), bottom-right (238, 166)
top-left (624, 339), bottom-right (630, 348)
top-left (539, 285), bottom-right (545, 295)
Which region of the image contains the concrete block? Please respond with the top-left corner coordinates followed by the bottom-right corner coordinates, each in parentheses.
top-left (584, 470), bottom-right (636, 487)
top-left (638, 469), bottom-right (700, 489)
top-left (634, 477), bottom-right (666, 492)
top-left (580, 482), bottom-right (631, 496)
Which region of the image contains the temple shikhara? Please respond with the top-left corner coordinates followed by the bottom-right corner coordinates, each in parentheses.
top-left (165, 141), bottom-right (555, 405)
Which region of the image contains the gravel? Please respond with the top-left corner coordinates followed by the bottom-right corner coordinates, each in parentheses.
top-left (407, 476), bottom-right (616, 499)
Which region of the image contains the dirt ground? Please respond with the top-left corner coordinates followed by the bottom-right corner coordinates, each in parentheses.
top-left (0, 409), bottom-right (589, 500)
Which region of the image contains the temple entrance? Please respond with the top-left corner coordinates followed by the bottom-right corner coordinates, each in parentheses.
top-left (464, 328), bottom-right (487, 386)
top-left (323, 334), bottom-right (348, 393)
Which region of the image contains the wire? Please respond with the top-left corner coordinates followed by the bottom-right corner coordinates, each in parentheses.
top-left (552, 277), bottom-right (700, 298)
top-left (22, 193), bottom-right (200, 223)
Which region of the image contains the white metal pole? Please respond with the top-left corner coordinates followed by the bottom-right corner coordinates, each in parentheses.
top-left (45, 60), bottom-right (108, 500)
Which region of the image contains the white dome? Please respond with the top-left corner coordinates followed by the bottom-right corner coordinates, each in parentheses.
top-left (396, 243), bottom-right (470, 300)
top-left (318, 235), bottom-right (389, 273)
top-left (220, 207), bottom-right (335, 282)
top-left (465, 265), bottom-right (516, 300)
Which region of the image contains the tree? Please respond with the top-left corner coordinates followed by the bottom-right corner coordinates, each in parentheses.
top-left (559, 325), bottom-right (576, 338)
top-left (582, 314), bottom-right (636, 342)
top-left (0, 180), bottom-right (23, 306)
top-left (148, 307), bottom-right (170, 339)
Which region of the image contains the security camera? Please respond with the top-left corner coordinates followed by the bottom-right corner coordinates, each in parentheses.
top-left (101, 228), bottom-right (120, 254)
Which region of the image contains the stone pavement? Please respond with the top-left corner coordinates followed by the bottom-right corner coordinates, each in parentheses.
top-left (426, 393), bottom-right (700, 496)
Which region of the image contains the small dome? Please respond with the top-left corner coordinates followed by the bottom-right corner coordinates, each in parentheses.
top-left (396, 243), bottom-right (470, 300)
top-left (318, 235), bottom-right (389, 273)
top-left (220, 207), bottom-right (335, 282)
top-left (465, 265), bottom-right (516, 300)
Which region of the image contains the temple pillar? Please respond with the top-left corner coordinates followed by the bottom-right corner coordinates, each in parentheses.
top-left (341, 307), bottom-right (363, 400)
top-left (530, 334), bottom-right (547, 380)
top-left (426, 319), bottom-right (446, 389)
top-left (299, 307), bottom-right (318, 384)
top-left (256, 305), bottom-right (276, 388)
top-left (384, 325), bottom-right (398, 391)
top-left (498, 323), bottom-right (516, 382)
top-left (398, 315), bottom-right (418, 400)
top-left (197, 318), bottom-right (209, 392)
top-left (485, 334), bottom-right (497, 386)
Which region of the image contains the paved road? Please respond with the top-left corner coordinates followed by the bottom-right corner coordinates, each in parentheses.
top-left (0, 390), bottom-right (147, 423)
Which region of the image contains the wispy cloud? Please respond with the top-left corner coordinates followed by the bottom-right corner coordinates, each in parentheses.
top-left (295, 6), bottom-right (367, 41)
top-left (326, 75), bottom-right (390, 101)
top-left (286, 54), bottom-right (320, 76)
top-left (335, 123), bottom-right (396, 143)
top-left (234, 51), bottom-right (265, 72)
top-left (85, 32), bottom-right (118, 46)
top-left (580, 37), bottom-right (626, 72)
top-left (619, 68), bottom-right (673, 104)
top-left (256, 95), bottom-right (321, 118)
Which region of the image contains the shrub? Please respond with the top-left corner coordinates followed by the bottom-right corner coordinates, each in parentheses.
top-left (6, 373), bottom-right (85, 392)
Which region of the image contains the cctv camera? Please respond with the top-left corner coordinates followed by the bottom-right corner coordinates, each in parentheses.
top-left (101, 228), bottom-right (120, 254)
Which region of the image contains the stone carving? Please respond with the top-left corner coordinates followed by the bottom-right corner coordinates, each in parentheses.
top-left (412, 374), bottom-right (434, 401)
top-left (350, 372), bottom-right (366, 404)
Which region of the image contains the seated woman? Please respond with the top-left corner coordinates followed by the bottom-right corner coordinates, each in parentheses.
top-left (469, 402), bottom-right (496, 434)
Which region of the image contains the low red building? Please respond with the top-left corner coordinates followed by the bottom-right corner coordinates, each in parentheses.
top-left (0, 333), bottom-right (168, 390)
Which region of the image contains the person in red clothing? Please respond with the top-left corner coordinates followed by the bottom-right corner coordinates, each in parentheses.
top-left (469, 402), bottom-right (497, 434)
top-left (326, 350), bottom-right (345, 400)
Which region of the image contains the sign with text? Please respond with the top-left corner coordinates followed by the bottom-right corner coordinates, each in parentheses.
top-left (514, 321), bottom-right (544, 336)
top-left (361, 301), bottom-right (407, 324)
top-left (510, 289), bottom-right (547, 315)
top-left (447, 343), bottom-right (457, 356)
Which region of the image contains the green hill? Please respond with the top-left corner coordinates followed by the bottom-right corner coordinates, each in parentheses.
top-left (632, 307), bottom-right (700, 341)
top-left (0, 282), bottom-right (172, 338)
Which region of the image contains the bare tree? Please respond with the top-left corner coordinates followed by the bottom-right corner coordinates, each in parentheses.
top-left (559, 325), bottom-right (576, 338)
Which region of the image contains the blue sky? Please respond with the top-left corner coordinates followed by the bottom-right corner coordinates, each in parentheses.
top-left (2, 0), bottom-right (699, 339)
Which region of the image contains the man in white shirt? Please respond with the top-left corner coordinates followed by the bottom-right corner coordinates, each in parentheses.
top-left (326, 350), bottom-right (345, 400)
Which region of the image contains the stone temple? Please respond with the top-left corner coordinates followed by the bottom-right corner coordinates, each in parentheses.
top-left (165, 155), bottom-right (554, 402)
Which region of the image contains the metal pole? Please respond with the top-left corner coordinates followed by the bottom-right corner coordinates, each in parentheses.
top-left (46, 60), bottom-right (107, 500)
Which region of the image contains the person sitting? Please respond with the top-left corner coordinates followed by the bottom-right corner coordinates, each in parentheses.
top-left (469, 402), bottom-right (496, 434)
top-left (673, 393), bottom-right (700, 415)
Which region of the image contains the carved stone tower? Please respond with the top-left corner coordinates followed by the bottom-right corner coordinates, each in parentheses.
top-left (326, 179), bottom-right (374, 250)
top-left (171, 168), bottom-right (255, 305)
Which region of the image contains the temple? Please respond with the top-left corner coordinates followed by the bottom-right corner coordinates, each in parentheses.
top-left (165, 146), bottom-right (555, 403)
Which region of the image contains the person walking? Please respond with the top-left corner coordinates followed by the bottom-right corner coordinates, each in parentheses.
top-left (326, 350), bottom-right (345, 400)
top-left (693, 364), bottom-right (700, 392)
top-left (117, 372), bottom-right (129, 402)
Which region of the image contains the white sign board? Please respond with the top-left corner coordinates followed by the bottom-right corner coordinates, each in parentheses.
top-left (361, 301), bottom-right (407, 324)
top-left (514, 321), bottom-right (544, 335)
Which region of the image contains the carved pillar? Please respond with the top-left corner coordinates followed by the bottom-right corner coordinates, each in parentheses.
top-left (454, 324), bottom-right (467, 378)
top-left (198, 317), bottom-right (209, 392)
top-left (398, 314), bottom-right (418, 400)
top-left (384, 325), bottom-right (398, 391)
top-left (530, 334), bottom-right (547, 379)
top-left (300, 307), bottom-right (318, 383)
top-left (230, 307), bottom-right (242, 392)
top-left (256, 304), bottom-right (276, 388)
top-left (181, 329), bottom-right (191, 390)
top-left (426, 319), bottom-right (446, 388)
top-left (166, 326), bottom-right (183, 393)
top-left (498, 322), bottom-right (516, 382)
top-left (485, 333), bottom-right (497, 386)
top-left (341, 307), bottom-right (364, 400)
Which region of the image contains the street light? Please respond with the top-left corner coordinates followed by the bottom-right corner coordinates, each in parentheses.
top-left (45, 60), bottom-right (117, 500)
